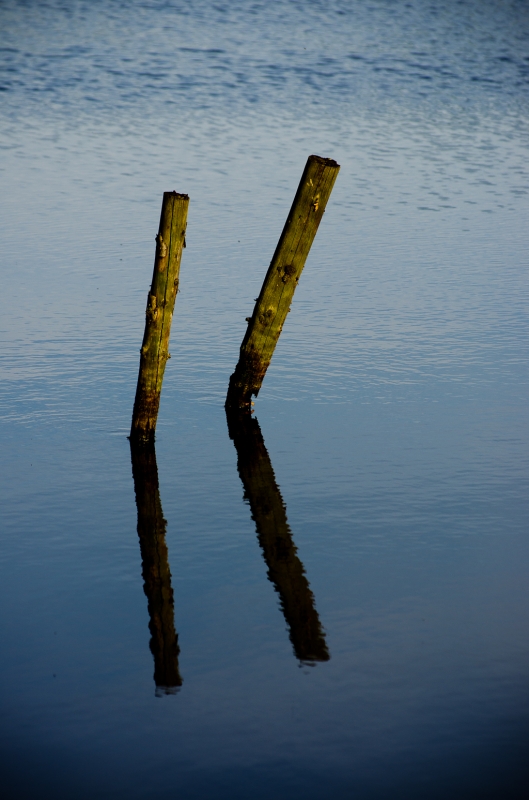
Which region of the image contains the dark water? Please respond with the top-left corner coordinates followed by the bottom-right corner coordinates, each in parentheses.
top-left (1, 1), bottom-right (528, 797)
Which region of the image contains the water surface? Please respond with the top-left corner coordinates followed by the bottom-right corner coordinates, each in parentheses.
top-left (1, 1), bottom-right (528, 797)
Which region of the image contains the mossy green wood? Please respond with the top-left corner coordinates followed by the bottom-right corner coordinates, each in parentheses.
top-left (131, 192), bottom-right (189, 442)
top-left (226, 155), bottom-right (340, 409)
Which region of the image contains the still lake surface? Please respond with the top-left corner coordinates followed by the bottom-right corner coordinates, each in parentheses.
top-left (1, 1), bottom-right (528, 797)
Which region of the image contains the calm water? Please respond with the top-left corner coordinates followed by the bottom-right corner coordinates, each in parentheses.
top-left (1, 1), bottom-right (528, 797)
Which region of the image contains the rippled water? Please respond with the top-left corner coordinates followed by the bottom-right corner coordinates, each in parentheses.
top-left (1, 1), bottom-right (528, 798)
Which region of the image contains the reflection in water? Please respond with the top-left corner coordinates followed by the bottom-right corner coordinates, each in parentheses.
top-left (130, 441), bottom-right (182, 695)
top-left (227, 410), bottom-right (330, 665)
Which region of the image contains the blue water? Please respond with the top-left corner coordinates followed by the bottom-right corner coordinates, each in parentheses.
top-left (1, 1), bottom-right (528, 797)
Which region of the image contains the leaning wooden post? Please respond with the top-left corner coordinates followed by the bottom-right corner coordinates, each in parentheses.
top-left (225, 155), bottom-right (340, 410)
top-left (131, 192), bottom-right (189, 443)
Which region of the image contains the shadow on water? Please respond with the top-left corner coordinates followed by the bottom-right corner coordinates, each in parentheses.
top-left (226, 409), bottom-right (330, 666)
top-left (130, 441), bottom-right (183, 696)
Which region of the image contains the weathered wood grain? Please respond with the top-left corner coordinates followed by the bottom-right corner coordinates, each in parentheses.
top-left (226, 155), bottom-right (340, 409)
top-left (131, 192), bottom-right (189, 442)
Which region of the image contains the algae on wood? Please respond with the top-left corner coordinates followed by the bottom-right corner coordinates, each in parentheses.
top-left (227, 409), bottom-right (329, 664)
top-left (131, 192), bottom-right (189, 443)
top-left (130, 441), bottom-right (182, 694)
top-left (226, 155), bottom-right (340, 410)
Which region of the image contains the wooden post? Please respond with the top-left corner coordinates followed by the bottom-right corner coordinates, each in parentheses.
top-left (226, 155), bottom-right (340, 410)
top-left (226, 408), bottom-right (330, 664)
top-left (131, 192), bottom-right (189, 443)
top-left (130, 440), bottom-right (183, 694)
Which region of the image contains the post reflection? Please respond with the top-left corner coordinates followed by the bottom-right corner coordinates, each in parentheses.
top-left (226, 410), bottom-right (330, 665)
top-left (130, 441), bottom-right (183, 695)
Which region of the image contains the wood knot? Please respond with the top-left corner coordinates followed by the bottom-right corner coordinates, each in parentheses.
top-left (279, 263), bottom-right (296, 283)
top-left (146, 294), bottom-right (159, 320)
top-left (156, 234), bottom-right (168, 260)
top-left (258, 308), bottom-right (274, 325)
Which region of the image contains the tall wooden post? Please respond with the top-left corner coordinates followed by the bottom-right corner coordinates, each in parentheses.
top-left (227, 408), bottom-right (330, 664)
top-left (226, 155), bottom-right (340, 410)
top-left (131, 192), bottom-right (189, 443)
